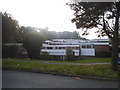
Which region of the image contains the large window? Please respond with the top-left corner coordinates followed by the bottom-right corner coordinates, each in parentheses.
top-left (82, 45), bottom-right (86, 48)
top-left (50, 47), bottom-right (53, 49)
top-left (61, 47), bottom-right (66, 49)
top-left (82, 45), bottom-right (93, 48)
top-left (59, 47), bottom-right (62, 49)
top-left (87, 45), bottom-right (92, 48)
top-left (47, 47), bottom-right (53, 49)
top-left (72, 47), bottom-right (79, 49)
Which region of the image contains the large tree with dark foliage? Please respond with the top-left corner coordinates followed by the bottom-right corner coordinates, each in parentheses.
top-left (20, 26), bottom-right (46, 59)
top-left (40, 29), bottom-right (83, 39)
top-left (2, 12), bottom-right (19, 43)
top-left (2, 12), bottom-right (20, 58)
top-left (118, 34), bottom-right (120, 45)
top-left (67, 1), bottom-right (120, 70)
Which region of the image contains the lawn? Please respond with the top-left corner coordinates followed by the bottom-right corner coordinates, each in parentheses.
top-left (3, 57), bottom-right (111, 63)
top-left (2, 60), bottom-right (120, 80)
top-left (49, 58), bottom-right (111, 63)
top-left (3, 58), bottom-right (45, 62)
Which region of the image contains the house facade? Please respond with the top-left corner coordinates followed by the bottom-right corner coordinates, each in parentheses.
top-left (41, 39), bottom-right (111, 60)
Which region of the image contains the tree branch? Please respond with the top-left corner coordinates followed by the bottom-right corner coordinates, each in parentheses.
top-left (105, 20), bottom-right (114, 32)
top-left (103, 13), bottom-right (113, 39)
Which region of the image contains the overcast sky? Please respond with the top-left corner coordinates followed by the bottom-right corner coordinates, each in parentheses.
top-left (0, 0), bottom-right (108, 39)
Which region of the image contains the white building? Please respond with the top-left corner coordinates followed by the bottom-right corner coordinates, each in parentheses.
top-left (41, 39), bottom-right (110, 61)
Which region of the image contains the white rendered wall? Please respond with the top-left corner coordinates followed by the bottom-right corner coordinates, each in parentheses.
top-left (42, 44), bottom-right (79, 47)
top-left (41, 49), bottom-right (79, 56)
top-left (80, 48), bottom-right (95, 56)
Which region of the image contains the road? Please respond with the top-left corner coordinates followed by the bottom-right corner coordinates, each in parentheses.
top-left (2, 70), bottom-right (118, 88)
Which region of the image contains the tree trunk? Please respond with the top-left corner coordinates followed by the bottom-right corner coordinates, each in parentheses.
top-left (111, 2), bottom-right (119, 71)
top-left (111, 38), bottom-right (118, 70)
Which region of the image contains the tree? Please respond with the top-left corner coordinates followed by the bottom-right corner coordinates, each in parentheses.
top-left (66, 48), bottom-right (74, 61)
top-left (2, 44), bottom-right (19, 58)
top-left (20, 26), bottom-right (46, 59)
top-left (2, 12), bottom-right (20, 58)
top-left (73, 31), bottom-right (80, 39)
top-left (2, 12), bottom-right (19, 43)
top-left (67, 1), bottom-right (120, 70)
top-left (118, 34), bottom-right (120, 45)
top-left (40, 51), bottom-right (50, 60)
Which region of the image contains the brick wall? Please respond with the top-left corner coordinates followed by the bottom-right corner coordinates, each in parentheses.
top-left (94, 45), bottom-right (111, 57)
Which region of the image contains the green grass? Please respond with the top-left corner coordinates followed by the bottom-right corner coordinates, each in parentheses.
top-left (3, 58), bottom-right (45, 62)
top-left (3, 57), bottom-right (111, 63)
top-left (2, 60), bottom-right (119, 79)
top-left (49, 58), bottom-right (111, 63)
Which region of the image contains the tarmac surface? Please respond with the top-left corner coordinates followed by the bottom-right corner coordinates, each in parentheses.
top-left (2, 70), bottom-right (118, 88)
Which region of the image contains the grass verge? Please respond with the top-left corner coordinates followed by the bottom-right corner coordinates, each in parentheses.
top-left (2, 60), bottom-right (119, 80)
top-left (3, 58), bottom-right (45, 62)
top-left (49, 58), bottom-right (111, 63)
top-left (3, 57), bottom-right (111, 63)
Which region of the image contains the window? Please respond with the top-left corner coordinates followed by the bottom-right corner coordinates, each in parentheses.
top-left (55, 47), bottom-right (60, 49)
top-left (61, 47), bottom-right (66, 49)
top-left (47, 47), bottom-right (53, 49)
top-left (67, 47), bottom-right (72, 49)
top-left (87, 45), bottom-right (91, 48)
top-left (50, 47), bottom-right (53, 49)
top-left (59, 47), bottom-right (61, 49)
top-left (44, 42), bottom-right (48, 44)
top-left (81, 45), bottom-right (93, 48)
top-left (82, 45), bottom-right (86, 48)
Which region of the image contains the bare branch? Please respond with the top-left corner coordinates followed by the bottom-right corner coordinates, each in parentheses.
top-left (103, 13), bottom-right (113, 38)
top-left (105, 20), bottom-right (114, 32)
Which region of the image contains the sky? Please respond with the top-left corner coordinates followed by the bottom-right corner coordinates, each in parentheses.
top-left (0, 0), bottom-right (108, 39)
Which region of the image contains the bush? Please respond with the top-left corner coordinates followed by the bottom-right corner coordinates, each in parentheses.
top-left (40, 51), bottom-right (50, 60)
top-left (2, 45), bottom-right (19, 58)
